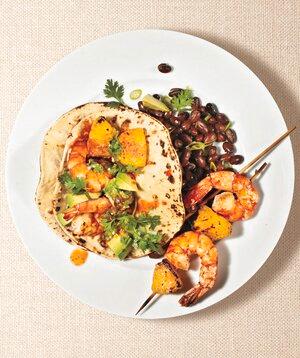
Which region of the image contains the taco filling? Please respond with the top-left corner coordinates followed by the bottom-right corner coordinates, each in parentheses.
top-left (36, 103), bottom-right (184, 259)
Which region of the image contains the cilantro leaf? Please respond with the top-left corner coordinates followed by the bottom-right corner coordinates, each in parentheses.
top-left (101, 212), bottom-right (162, 253)
top-left (108, 163), bottom-right (142, 176)
top-left (109, 137), bottom-right (122, 157)
top-left (88, 159), bottom-right (103, 173)
top-left (171, 88), bottom-right (193, 112)
top-left (58, 171), bottom-right (86, 195)
top-left (103, 79), bottom-right (125, 105)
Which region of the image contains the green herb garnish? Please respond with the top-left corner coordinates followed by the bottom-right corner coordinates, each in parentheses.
top-left (108, 163), bottom-right (142, 176)
top-left (109, 137), bottom-right (122, 157)
top-left (104, 79), bottom-right (125, 106)
top-left (88, 159), bottom-right (103, 173)
top-left (171, 88), bottom-right (193, 112)
top-left (102, 213), bottom-right (162, 253)
top-left (58, 171), bottom-right (86, 195)
top-left (186, 141), bottom-right (210, 151)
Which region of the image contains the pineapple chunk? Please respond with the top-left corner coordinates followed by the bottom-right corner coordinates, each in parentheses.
top-left (118, 128), bottom-right (148, 168)
top-left (87, 118), bottom-right (117, 157)
top-left (151, 259), bottom-right (182, 294)
top-left (194, 205), bottom-right (232, 240)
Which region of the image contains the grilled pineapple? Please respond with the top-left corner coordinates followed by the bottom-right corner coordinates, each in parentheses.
top-left (151, 259), bottom-right (183, 294)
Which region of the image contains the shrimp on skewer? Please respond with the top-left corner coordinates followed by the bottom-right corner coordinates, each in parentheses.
top-left (63, 197), bottom-right (112, 221)
top-left (184, 171), bottom-right (259, 222)
top-left (165, 231), bottom-right (218, 307)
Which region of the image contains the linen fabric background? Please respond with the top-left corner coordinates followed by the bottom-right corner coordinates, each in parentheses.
top-left (0, 1), bottom-right (299, 357)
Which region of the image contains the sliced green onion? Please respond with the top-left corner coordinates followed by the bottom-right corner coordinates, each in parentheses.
top-left (210, 162), bottom-right (217, 171)
top-left (130, 89), bottom-right (142, 100)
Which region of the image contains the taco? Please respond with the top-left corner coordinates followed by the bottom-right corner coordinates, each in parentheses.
top-left (36, 102), bottom-right (185, 259)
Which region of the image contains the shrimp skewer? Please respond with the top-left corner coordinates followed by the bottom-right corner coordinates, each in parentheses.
top-left (165, 231), bottom-right (218, 306)
top-left (184, 171), bottom-right (259, 222)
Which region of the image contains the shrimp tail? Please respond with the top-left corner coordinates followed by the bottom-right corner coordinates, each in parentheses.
top-left (179, 283), bottom-right (210, 306)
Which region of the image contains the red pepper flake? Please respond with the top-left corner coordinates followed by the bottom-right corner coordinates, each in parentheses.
top-left (165, 169), bottom-right (173, 177)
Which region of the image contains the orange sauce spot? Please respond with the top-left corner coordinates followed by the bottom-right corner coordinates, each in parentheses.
top-left (137, 199), bottom-right (159, 213)
top-left (70, 249), bottom-right (88, 266)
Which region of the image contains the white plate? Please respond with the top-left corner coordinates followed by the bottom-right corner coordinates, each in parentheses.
top-left (6, 30), bottom-right (294, 319)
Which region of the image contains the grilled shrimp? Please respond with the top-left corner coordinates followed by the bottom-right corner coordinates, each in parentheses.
top-left (66, 121), bottom-right (110, 192)
top-left (165, 231), bottom-right (218, 306)
top-left (184, 171), bottom-right (259, 221)
top-left (63, 197), bottom-right (112, 221)
top-left (70, 213), bottom-right (103, 236)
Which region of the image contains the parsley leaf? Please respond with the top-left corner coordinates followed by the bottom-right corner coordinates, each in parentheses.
top-left (104, 79), bottom-right (125, 105)
top-left (171, 88), bottom-right (193, 112)
top-left (88, 159), bottom-right (103, 173)
top-left (109, 137), bottom-right (122, 157)
top-left (58, 171), bottom-right (86, 195)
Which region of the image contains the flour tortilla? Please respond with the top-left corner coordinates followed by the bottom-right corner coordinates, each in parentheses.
top-left (36, 102), bottom-right (185, 259)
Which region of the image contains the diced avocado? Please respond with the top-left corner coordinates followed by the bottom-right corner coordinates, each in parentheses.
top-left (142, 94), bottom-right (170, 112)
top-left (115, 173), bottom-right (138, 192)
top-left (65, 194), bottom-right (87, 208)
top-left (108, 235), bottom-right (133, 260)
top-left (56, 212), bottom-right (71, 226)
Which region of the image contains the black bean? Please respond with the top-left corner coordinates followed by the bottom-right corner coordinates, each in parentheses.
top-left (208, 154), bottom-right (219, 163)
top-left (153, 94), bottom-right (160, 100)
top-left (174, 139), bottom-right (183, 149)
top-left (186, 162), bottom-right (196, 171)
top-left (220, 153), bottom-right (232, 162)
top-left (184, 170), bottom-right (194, 183)
top-left (192, 149), bottom-right (205, 157)
top-left (180, 133), bottom-right (193, 145)
top-left (208, 145), bottom-right (217, 156)
top-left (223, 142), bottom-right (235, 153)
top-left (229, 155), bottom-right (244, 165)
top-left (177, 112), bottom-right (189, 121)
top-left (164, 111), bottom-right (173, 120)
top-left (138, 101), bottom-right (146, 111)
top-left (195, 120), bottom-right (209, 134)
top-left (215, 123), bottom-right (227, 133)
top-left (205, 103), bottom-right (219, 116)
top-left (216, 113), bottom-right (229, 125)
top-left (194, 155), bottom-right (207, 168)
top-left (181, 149), bottom-right (191, 167)
top-left (188, 127), bottom-right (198, 136)
top-left (172, 127), bottom-right (183, 136)
top-left (216, 133), bottom-right (227, 142)
top-left (192, 97), bottom-right (202, 110)
top-left (216, 162), bottom-right (225, 171)
top-left (168, 88), bottom-right (183, 97)
top-left (204, 132), bottom-right (217, 143)
top-left (169, 116), bottom-right (181, 126)
top-left (207, 116), bottom-right (217, 125)
top-left (194, 134), bottom-right (204, 142)
top-left (226, 129), bottom-right (237, 143)
top-left (158, 63), bottom-right (172, 73)
top-left (199, 105), bottom-right (206, 113)
top-left (182, 119), bottom-right (193, 131)
top-left (190, 110), bottom-right (201, 123)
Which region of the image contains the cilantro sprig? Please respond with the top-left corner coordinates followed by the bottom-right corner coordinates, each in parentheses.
top-left (109, 137), bottom-right (122, 157)
top-left (171, 88), bottom-right (193, 112)
top-left (102, 213), bottom-right (162, 254)
top-left (104, 79), bottom-right (125, 107)
top-left (58, 171), bottom-right (86, 195)
top-left (88, 159), bottom-right (103, 173)
top-left (108, 163), bottom-right (142, 176)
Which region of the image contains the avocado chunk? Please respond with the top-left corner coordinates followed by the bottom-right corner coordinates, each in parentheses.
top-left (142, 94), bottom-right (170, 112)
top-left (115, 173), bottom-right (138, 192)
top-left (108, 235), bottom-right (133, 260)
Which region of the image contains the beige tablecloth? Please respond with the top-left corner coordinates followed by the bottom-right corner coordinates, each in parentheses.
top-left (1, 1), bottom-right (299, 357)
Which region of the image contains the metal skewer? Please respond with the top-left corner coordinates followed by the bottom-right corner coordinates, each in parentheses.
top-left (135, 127), bottom-right (295, 315)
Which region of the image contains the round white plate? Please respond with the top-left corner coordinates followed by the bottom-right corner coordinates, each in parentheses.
top-left (6, 30), bottom-right (294, 319)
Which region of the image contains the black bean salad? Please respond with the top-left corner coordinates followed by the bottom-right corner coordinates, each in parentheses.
top-left (137, 89), bottom-right (244, 192)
